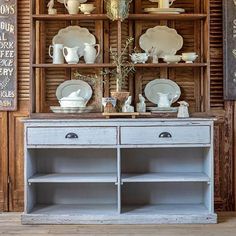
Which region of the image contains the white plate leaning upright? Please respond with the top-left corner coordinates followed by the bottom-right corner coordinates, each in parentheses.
top-left (53, 26), bottom-right (96, 57)
top-left (139, 26), bottom-right (183, 57)
top-left (56, 80), bottom-right (93, 103)
top-left (144, 78), bottom-right (181, 105)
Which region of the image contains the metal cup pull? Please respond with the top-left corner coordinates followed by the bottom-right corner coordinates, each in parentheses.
top-left (159, 132), bottom-right (172, 138)
top-left (65, 133), bottom-right (78, 139)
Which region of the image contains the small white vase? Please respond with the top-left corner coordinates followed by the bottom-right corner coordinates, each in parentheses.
top-left (49, 44), bottom-right (64, 64)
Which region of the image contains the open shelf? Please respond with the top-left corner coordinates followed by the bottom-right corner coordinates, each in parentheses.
top-left (30, 204), bottom-right (117, 215)
top-left (32, 63), bottom-right (207, 69)
top-left (32, 63), bottom-right (115, 68)
top-left (121, 172), bottom-right (210, 183)
top-left (29, 173), bottom-right (117, 183)
top-left (32, 14), bottom-right (207, 21)
top-left (32, 14), bottom-right (108, 20)
top-left (128, 14), bottom-right (207, 21)
top-left (122, 204), bottom-right (209, 215)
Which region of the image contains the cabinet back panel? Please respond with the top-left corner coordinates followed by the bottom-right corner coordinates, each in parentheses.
top-left (31, 149), bottom-right (117, 173)
top-left (121, 148), bottom-right (206, 173)
top-left (122, 183), bottom-right (205, 205)
top-left (36, 183), bottom-right (117, 205)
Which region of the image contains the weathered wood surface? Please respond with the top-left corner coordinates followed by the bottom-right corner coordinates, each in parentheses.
top-left (0, 213), bottom-right (236, 235)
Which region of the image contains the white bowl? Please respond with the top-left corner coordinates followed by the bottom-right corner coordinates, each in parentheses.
top-left (79, 4), bottom-right (96, 14)
top-left (163, 55), bottom-right (181, 64)
top-left (130, 53), bottom-right (149, 64)
top-left (182, 53), bottom-right (198, 63)
top-left (59, 98), bottom-right (86, 108)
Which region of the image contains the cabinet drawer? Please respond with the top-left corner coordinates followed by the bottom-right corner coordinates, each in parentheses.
top-left (120, 126), bottom-right (210, 145)
top-left (27, 127), bottom-right (117, 146)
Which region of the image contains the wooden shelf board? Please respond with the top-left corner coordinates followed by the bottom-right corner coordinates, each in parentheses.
top-left (32, 63), bottom-right (115, 68)
top-left (122, 173), bottom-right (210, 183)
top-left (134, 63), bottom-right (208, 68)
top-left (28, 173), bottom-right (117, 183)
top-left (32, 14), bottom-right (108, 20)
top-left (32, 63), bottom-right (207, 69)
top-left (30, 204), bottom-right (117, 215)
top-left (122, 204), bottom-right (209, 215)
top-left (128, 14), bottom-right (207, 21)
top-left (32, 14), bottom-right (207, 21)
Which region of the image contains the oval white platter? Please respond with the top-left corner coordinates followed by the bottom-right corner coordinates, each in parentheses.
top-left (57, 0), bottom-right (87, 3)
top-left (144, 78), bottom-right (181, 105)
top-left (144, 8), bottom-right (185, 14)
top-left (50, 106), bottom-right (94, 114)
top-left (53, 26), bottom-right (96, 56)
top-left (56, 80), bottom-right (93, 103)
top-left (139, 26), bottom-right (183, 57)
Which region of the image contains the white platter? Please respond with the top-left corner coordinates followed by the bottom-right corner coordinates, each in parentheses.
top-left (57, 0), bottom-right (87, 3)
top-left (50, 106), bottom-right (93, 114)
top-left (139, 26), bottom-right (183, 57)
top-left (144, 8), bottom-right (185, 14)
top-left (56, 80), bottom-right (93, 103)
top-left (147, 107), bottom-right (178, 113)
top-left (53, 26), bottom-right (96, 56)
top-left (144, 78), bottom-right (181, 105)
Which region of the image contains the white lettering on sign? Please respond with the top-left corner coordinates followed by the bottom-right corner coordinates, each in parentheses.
top-left (0, 99), bottom-right (12, 107)
top-left (0, 3), bottom-right (15, 15)
top-left (0, 0), bottom-right (17, 110)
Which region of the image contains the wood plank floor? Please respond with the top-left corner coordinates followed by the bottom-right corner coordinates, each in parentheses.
top-left (0, 213), bottom-right (236, 236)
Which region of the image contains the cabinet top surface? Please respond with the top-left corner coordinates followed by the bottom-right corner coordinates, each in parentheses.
top-left (23, 118), bottom-right (215, 124)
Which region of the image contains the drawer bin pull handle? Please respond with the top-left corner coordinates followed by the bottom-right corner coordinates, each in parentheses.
top-left (65, 133), bottom-right (78, 139)
top-left (159, 132), bottom-right (172, 138)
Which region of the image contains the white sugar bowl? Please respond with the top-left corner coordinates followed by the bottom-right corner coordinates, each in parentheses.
top-left (130, 53), bottom-right (149, 64)
top-left (59, 89), bottom-right (87, 108)
top-left (163, 55), bottom-right (182, 64)
top-left (79, 4), bottom-right (96, 14)
top-left (182, 52), bottom-right (198, 63)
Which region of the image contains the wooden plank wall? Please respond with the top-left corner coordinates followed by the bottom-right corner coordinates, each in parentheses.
top-left (0, 0), bottom-right (235, 212)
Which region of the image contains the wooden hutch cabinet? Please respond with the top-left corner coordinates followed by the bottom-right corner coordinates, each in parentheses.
top-left (21, 0), bottom-right (219, 224)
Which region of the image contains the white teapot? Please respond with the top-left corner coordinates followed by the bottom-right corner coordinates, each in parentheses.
top-left (157, 92), bottom-right (174, 108)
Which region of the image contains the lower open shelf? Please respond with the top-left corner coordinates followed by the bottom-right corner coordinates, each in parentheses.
top-left (22, 203), bottom-right (217, 225)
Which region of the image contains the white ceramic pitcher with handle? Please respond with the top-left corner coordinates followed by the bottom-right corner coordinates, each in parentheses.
top-left (63, 46), bottom-right (80, 64)
top-left (49, 44), bottom-right (64, 64)
top-left (157, 92), bottom-right (174, 108)
top-left (64, 0), bottom-right (80, 14)
top-left (158, 0), bottom-right (175, 8)
top-left (84, 43), bottom-right (100, 64)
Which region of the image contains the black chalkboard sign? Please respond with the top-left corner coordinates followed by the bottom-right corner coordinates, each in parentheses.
top-left (0, 0), bottom-right (17, 111)
top-left (224, 0), bottom-right (236, 100)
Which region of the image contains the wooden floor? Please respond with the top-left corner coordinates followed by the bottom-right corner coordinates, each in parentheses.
top-left (0, 213), bottom-right (236, 236)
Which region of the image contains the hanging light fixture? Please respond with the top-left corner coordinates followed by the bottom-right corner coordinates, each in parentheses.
top-left (105, 0), bottom-right (133, 21)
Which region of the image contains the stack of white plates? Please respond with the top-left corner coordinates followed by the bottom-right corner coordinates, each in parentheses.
top-left (144, 8), bottom-right (185, 14)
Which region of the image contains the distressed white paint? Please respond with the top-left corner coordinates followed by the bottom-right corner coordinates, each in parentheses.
top-left (23, 118), bottom-right (217, 224)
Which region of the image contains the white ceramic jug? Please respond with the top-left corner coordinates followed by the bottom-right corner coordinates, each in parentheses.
top-left (84, 43), bottom-right (100, 64)
top-left (63, 46), bottom-right (80, 64)
top-left (64, 0), bottom-right (80, 14)
top-left (49, 44), bottom-right (64, 64)
top-left (157, 92), bottom-right (173, 108)
top-left (158, 0), bottom-right (174, 8)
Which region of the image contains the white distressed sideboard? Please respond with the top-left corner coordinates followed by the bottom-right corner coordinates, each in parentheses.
top-left (22, 118), bottom-right (217, 224)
